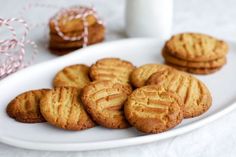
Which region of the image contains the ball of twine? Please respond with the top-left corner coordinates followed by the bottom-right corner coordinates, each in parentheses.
top-left (0, 18), bottom-right (38, 79)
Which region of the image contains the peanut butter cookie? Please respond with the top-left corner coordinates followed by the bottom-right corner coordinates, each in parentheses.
top-left (6, 89), bottom-right (49, 123)
top-left (166, 62), bottom-right (222, 75)
top-left (90, 58), bottom-right (135, 84)
top-left (124, 85), bottom-right (183, 133)
top-left (53, 64), bottom-right (90, 89)
top-left (40, 87), bottom-right (95, 130)
top-left (81, 81), bottom-right (132, 129)
top-left (49, 47), bottom-right (79, 56)
top-left (163, 49), bottom-right (226, 68)
top-left (49, 23), bottom-right (105, 49)
top-left (49, 12), bottom-right (97, 33)
top-left (146, 68), bottom-right (212, 118)
top-left (164, 33), bottom-right (228, 62)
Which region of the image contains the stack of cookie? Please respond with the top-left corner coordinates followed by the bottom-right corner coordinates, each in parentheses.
top-left (49, 6), bottom-right (105, 55)
top-left (6, 57), bottom-right (213, 134)
top-left (162, 33), bottom-right (228, 74)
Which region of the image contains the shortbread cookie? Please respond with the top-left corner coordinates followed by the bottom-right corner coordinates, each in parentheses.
top-left (53, 64), bottom-right (90, 89)
top-left (130, 64), bottom-right (172, 88)
top-left (6, 89), bottom-right (49, 123)
top-left (49, 23), bottom-right (105, 49)
top-left (124, 85), bottom-right (183, 133)
top-left (90, 58), bottom-right (135, 84)
top-left (163, 49), bottom-right (226, 68)
top-left (40, 87), bottom-right (95, 130)
top-left (50, 13), bottom-right (97, 33)
top-left (164, 33), bottom-right (228, 62)
top-left (146, 68), bottom-right (212, 118)
top-left (166, 62), bottom-right (222, 75)
top-left (81, 81), bottom-right (132, 128)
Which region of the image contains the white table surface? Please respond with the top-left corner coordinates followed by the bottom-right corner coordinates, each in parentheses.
top-left (1, 0), bottom-right (236, 156)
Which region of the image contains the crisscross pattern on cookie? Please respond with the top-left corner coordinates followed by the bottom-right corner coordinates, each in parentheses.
top-left (165, 33), bottom-right (228, 62)
top-left (81, 81), bottom-right (132, 128)
top-left (40, 87), bottom-right (95, 130)
top-left (124, 85), bottom-right (183, 133)
top-left (90, 58), bottom-right (135, 84)
top-left (147, 69), bottom-right (212, 118)
top-left (53, 64), bottom-right (90, 89)
top-left (7, 89), bottom-right (48, 123)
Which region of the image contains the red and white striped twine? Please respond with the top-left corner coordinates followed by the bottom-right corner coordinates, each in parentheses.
top-left (0, 4), bottom-right (104, 79)
top-left (53, 6), bottom-right (104, 47)
top-left (20, 4), bottom-right (104, 47)
top-left (0, 18), bottom-right (38, 78)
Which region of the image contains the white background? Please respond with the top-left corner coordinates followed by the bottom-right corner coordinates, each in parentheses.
top-left (1, 0), bottom-right (236, 156)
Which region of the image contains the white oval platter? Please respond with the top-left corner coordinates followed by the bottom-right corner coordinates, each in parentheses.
top-left (0, 39), bottom-right (236, 151)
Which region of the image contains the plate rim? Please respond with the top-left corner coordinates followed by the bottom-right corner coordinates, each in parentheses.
top-left (0, 38), bottom-right (235, 151)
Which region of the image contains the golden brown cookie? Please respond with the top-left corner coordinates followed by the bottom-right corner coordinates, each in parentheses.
top-left (166, 62), bottom-right (222, 75)
top-left (81, 81), bottom-right (132, 129)
top-left (164, 33), bottom-right (228, 62)
top-left (49, 35), bottom-right (104, 56)
top-left (124, 85), bottom-right (183, 133)
top-left (40, 87), bottom-right (95, 130)
top-left (49, 23), bottom-right (105, 49)
top-left (163, 49), bottom-right (226, 68)
top-left (49, 23), bottom-right (104, 43)
top-left (53, 64), bottom-right (90, 89)
top-left (130, 64), bottom-right (172, 88)
top-left (49, 47), bottom-right (79, 56)
top-left (6, 89), bottom-right (49, 123)
top-left (90, 58), bottom-right (135, 84)
top-left (146, 68), bottom-right (212, 118)
top-left (49, 13), bottom-right (97, 33)
top-left (49, 35), bottom-right (104, 49)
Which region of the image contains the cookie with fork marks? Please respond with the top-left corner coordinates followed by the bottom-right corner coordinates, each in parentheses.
top-left (90, 58), bottom-right (135, 84)
top-left (146, 68), bottom-right (212, 118)
top-left (124, 85), bottom-right (183, 133)
top-left (40, 87), bottom-right (95, 130)
top-left (81, 80), bottom-right (132, 129)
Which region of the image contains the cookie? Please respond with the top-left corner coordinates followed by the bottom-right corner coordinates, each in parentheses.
top-left (163, 49), bottom-right (226, 68)
top-left (53, 64), bottom-right (90, 89)
top-left (49, 23), bottom-right (105, 49)
top-left (49, 35), bottom-right (104, 49)
top-left (166, 62), bottom-right (222, 75)
top-left (124, 85), bottom-right (183, 133)
top-left (40, 87), bottom-right (95, 130)
top-left (49, 11), bottom-right (97, 33)
top-left (6, 89), bottom-right (49, 123)
top-left (146, 68), bottom-right (212, 118)
top-left (49, 23), bottom-right (105, 43)
top-left (49, 47), bottom-right (79, 56)
top-left (130, 64), bottom-right (172, 88)
top-left (81, 81), bottom-right (132, 129)
top-left (90, 58), bottom-right (135, 84)
top-left (164, 33), bottom-right (228, 62)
